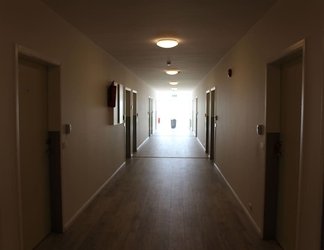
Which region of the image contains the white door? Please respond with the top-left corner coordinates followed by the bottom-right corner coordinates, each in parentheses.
top-left (276, 56), bottom-right (302, 250)
top-left (19, 58), bottom-right (51, 250)
top-left (132, 92), bottom-right (137, 152)
top-left (192, 99), bottom-right (194, 131)
top-left (149, 98), bottom-right (153, 135)
top-left (210, 90), bottom-right (215, 160)
top-left (125, 89), bottom-right (131, 158)
top-left (205, 92), bottom-right (210, 153)
top-left (195, 98), bottom-right (198, 137)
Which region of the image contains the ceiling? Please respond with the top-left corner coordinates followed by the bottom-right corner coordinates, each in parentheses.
top-left (42, 0), bottom-right (276, 92)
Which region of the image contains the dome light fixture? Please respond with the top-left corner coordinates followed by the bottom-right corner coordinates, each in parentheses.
top-left (166, 70), bottom-right (179, 75)
top-left (157, 39), bottom-right (178, 48)
top-left (169, 81), bottom-right (178, 85)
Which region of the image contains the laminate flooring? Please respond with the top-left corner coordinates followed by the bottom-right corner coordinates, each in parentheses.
top-left (133, 128), bottom-right (207, 158)
top-left (35, 128), bottom-right (282, 250)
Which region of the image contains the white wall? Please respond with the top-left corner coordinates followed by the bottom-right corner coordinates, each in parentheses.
top-left (0, 0), bottom-right (156, 249)
top-left (193, 0), bottom-right (324, 249)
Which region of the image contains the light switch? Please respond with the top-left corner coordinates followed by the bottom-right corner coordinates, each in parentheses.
top-left (65, 124), bottom-right (72, 134)
top-left (256, 125), bottom-right (263, 135)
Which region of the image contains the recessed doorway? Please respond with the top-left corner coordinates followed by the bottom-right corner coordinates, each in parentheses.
top-left (132, 91), bottom-right (137, 153)
top-left (125, 88), bottom-right (132, 158)
top-left (205, 91), bottom-right (210, 154)
top-left (16, 46), bottom-right (62, 250)
top-left (209, 88), bottom-right (216, 160)
top-left (263, 44), bottom-right (304, 250)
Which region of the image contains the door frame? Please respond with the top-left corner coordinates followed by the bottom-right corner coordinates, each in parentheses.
top-left (321, 32), bottom-right (324, 250)
top-left (205, 90), bottom-right (210, 153)
top-left (148, 97), bottom-right (153, 136)
top-left (132, 90), bottom-right (137, 153)
top-left (191, 99), bottom-right (194, 131)
top-left (209, 87), bottom-right (216, 160)
top-left (125, 88), bottom-right (132, 158)
top-left (263, 40), bottom-right (305, 248)
top-left (15, 45), bottom-right (63, 249)
top-left (154, 100), bottom-right (158, 131)
top-left (195, 97), bottom-right (198, 137)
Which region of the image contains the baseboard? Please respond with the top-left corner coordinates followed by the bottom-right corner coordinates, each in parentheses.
top-left (137, 137), bottom-right (149, 150)
top-left (196, 137), bottom-right (205, 150)
top-left (63, 161), bottom-right (126, 231)
top-left (213, 163), bottom-right (262, 237)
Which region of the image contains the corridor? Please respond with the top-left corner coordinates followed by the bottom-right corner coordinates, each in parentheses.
top-left (35, 128), bottom-right (281, 250)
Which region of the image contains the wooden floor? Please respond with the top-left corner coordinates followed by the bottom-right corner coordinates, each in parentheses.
top-left (134, 128), bottom-right (207, 158)
top-left (35, 128), bottom-right (282, 250)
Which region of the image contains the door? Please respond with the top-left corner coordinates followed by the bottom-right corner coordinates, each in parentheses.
top-left (195, 97), bottom-right (198, 137)
top-left (191, 99), bottom-right (194, 131)
top-left (149, 98), bottom-right (153, 136)
top-left (205, 92), bottom-right (210, 153)
top-left (209, 89), bottom-right (215, 160)
top-left (133, 91), bottom-right (137, 152)
top-left (154, 100), bottom-right (157, 131)
top-left (19, 58), bottom-right (51, 250)
top-left (151, 99), bottom-right (154, 134)
top-left (214, 89), bottom-right (218, 162)
top-left (276, 55), bottom-right (302, 250)
top-left (125, 89), bottom-right (131, 158)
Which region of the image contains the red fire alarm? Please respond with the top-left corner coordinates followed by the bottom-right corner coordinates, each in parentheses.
top-left (227, 69), bottom-right (232, 77)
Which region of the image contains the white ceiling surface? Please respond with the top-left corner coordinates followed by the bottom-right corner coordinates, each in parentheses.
top-left (42, 0), bottom-right (276, 92)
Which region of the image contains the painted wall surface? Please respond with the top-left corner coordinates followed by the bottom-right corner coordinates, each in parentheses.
top-left (0, 0), bottom-right (156, 249)
top-left (193, 0), bottom-right (323, 249)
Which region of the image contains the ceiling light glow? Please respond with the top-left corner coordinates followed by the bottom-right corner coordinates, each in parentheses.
top-left (157, 39), bottom-right (178, 48)
top-left (169, 81), bottom-right (178, 85)
top-left (166, 70), bottom-right (179, 75)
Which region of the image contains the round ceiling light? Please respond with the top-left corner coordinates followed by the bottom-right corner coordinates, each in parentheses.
top-left (166, 70), bottom-right (179, 75)
top-left (157, 39), bottom-right (178, 48)
top-left (169, 81), bottom-right (178, 85)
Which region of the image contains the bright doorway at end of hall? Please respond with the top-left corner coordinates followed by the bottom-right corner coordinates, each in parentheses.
top-left (156, 91), bottom-right (192, 131)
